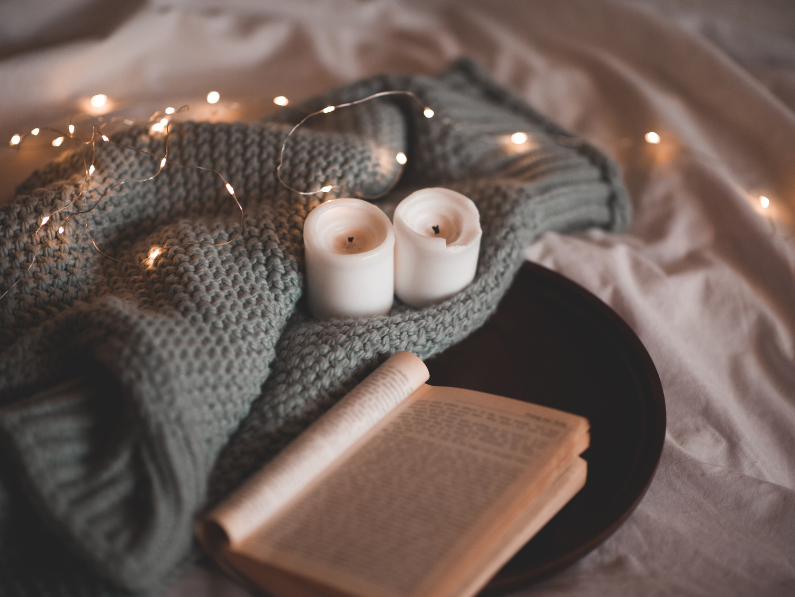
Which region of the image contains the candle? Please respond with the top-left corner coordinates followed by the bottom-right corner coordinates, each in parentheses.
top-left (393, 187), bottom-right (481, 308)
top-left (303, 199), bottom-right (395, 318)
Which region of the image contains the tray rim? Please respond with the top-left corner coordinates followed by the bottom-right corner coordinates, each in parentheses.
top-left (479, 261), bottom-right (667, 594)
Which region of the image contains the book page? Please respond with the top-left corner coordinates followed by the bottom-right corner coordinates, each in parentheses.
top-left (237, 386), bottom-right (588, 597)
top-left (438, 456), bottom-right (587, 597)
top-left (197, 351), bottom-right (429, 552)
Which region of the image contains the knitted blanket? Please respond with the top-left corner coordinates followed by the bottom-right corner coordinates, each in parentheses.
top-left (0, 59), bottom-right (630, 596)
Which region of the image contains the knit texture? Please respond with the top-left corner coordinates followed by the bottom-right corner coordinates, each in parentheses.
top-left (0, 59), bottom-right (630, 596)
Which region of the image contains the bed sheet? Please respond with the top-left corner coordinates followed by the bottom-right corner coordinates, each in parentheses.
top-left (1, 1), bottom-right (793, 595)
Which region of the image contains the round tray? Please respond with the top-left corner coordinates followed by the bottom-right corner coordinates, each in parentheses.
top-left (425, 261), bottom-right (666, 594)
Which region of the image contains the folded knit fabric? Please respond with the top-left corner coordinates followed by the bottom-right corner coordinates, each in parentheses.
top-left (0, 59), bottom-right (630, 595)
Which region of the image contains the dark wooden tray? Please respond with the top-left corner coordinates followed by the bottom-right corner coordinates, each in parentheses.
top-left (425, 261), bottom-right (666, 594)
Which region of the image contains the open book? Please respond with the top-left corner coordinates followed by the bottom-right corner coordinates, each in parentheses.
top-left (196, 352), bottom-right (589, 597)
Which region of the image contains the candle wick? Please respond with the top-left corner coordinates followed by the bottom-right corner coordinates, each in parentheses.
top-left (348, 237), bottom-right (354, 242)
top-left (432, 225), bottom-right (440, 235)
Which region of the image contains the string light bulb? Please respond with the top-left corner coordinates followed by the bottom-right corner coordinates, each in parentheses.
top-left (52, 136), bottom-right (63, 147)
top-left (58, 226), bottom-right (65, 234)
top-left (159, 118), bottom-right (168, 126)
top-left (273, 96), bottom-right (289, 106)
top-left (225, 183), bottom-right (234, 195)
top-left (151, 122), bottom-right (165, 133)
top-left (40, 216), bottom-right (49, 226)
top-left (88, 165), bottom-right (95, 175)
top-left (91, 94), bottom-right (107, 108)
top-left (645, 131), bottom-right (661, 144)
top-left (10, 134), bottom-right (20, 145)
top-left (320, 185), bottom-right (332, 192)
top-left (68, 124), bottom-right (75, 134)
top-left (760, 196), bottom-right (770, 209)
top-left (144, 246), bottom-right (162, 268)
top-left (511, 132), bottom-right (528, 145)
top-left (207, 91), bottom-right (220, 104)
top-left (396, 152), bottom-right (407, 165)
top-left (424, 108), bottom-right (434, 118)
top-left (160, 157), bottom-right (167, 168)
top-left (165, 107), bottom-right (175, 115)
top-left (31, 128), bottom-right (39, 136)
top-left (322, 106), bottom-right (335, 113)
top-left (102, 135), bottom-right (109, 142)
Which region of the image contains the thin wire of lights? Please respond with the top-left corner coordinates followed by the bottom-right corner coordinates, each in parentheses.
top-left (5, 89), bottom-right (791, 301)
top-left (1, 103), bottom-right (245, 299)
top-left (276, 89), bottom-right (435, 199)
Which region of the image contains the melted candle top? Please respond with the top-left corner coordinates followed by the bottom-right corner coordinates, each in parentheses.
top-left (331, 229), bottom-right (377, 254)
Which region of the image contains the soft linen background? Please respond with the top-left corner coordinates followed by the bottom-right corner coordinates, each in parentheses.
top-left (1, 0), bottom-right (793, 596)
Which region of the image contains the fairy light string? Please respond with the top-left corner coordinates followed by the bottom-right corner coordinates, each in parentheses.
top-left (3, 93), bottom-right (792, 301)
top-left (275, 89), bottom-right (435, 199)
top-left (2, 103), bottom-right (244, 298)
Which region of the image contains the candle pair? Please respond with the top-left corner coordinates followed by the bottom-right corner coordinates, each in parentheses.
top-left (303, 188), bottom-right (481, 318)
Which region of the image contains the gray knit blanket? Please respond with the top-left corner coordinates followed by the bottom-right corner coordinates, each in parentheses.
top-left (0, 59), bottom-right (630, 596)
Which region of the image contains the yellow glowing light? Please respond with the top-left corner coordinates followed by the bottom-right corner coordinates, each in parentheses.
top-left (31, 128), bottom-right (40, 136)
top-left (10, 134), bottom-right (20, 145)
top-left (58, 226), bottom-right (65, 234)
top-left (424, 108), bottom-right (434, 118)
top-left (145, 246), bottom-right (162, 268)
top-left (160, 157), bottom-right (167, 168)
top-left (322, 106), bottom-right (335, 113)
top-left (225, 183), bottom-right (235, 195)
top-left (207, 91), bottom-right (220, 104)
top-left (68, 124), bottom-right (75, 134)
top-left (160, 118), bottom-right (168, 126)
top-left (90, 94), bottom-right (107, 108)
top-left (645, 131), bottom-right (661, 144)
top-left (320, 185), bottom-right (332, 193)
top-left (396, 152), bottom-right (407, 165)
top-left (511, 132), bottom-right (528, 145)
top-left (52, 136), bottom-right (64, 147)
top-left (102, 135), bottom-right (109, 142)
top-left (165, 106), bottom-right (175, 115)
top-left (88, 165), bottom-right (95, 175)
top-left (41, 216), bottom-right (50, 226)
top-left (273, 96), bottom-right (289, 106)
top-left (760, 196), bottom-right (770, 209)
top-left (151, 123), bottom-right (165, 133)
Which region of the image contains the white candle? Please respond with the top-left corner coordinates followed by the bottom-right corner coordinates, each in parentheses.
top-left (303, 199), bottom-right (395, 318)
top-left (393, 187), bottom-right (481, 308)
